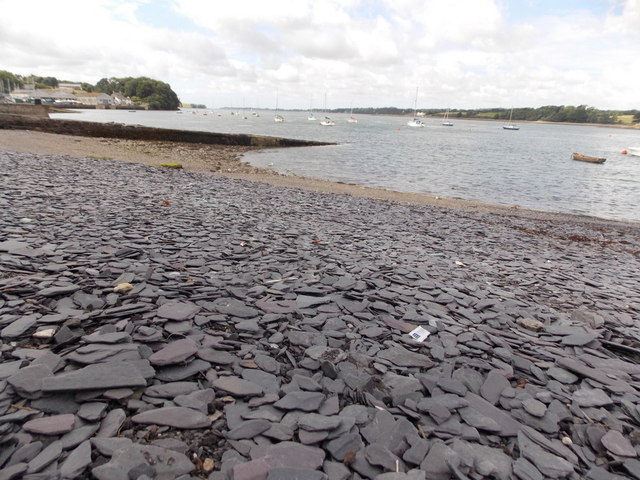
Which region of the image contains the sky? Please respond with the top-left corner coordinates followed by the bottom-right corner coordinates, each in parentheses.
top-left (1, 0), bottom-right (639, 110)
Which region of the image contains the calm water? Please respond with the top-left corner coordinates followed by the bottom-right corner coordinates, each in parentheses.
top-left (51, 109), bottom-right (640, 222)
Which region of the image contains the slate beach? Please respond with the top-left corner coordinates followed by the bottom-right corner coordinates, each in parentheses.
top-left (1, 129), bottom-right (640, 479)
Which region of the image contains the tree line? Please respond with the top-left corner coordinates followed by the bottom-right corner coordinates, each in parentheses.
top-left (0, 71), bottom-right (180, 110)
top-left (338, 105), bottom-right (639, 125)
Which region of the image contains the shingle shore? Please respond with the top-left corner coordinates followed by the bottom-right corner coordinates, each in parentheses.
top-left (1, 150), bottom-right (640, 480)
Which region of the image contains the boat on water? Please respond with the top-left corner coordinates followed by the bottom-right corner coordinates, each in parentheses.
top-left (442, 108), bottom-right (453, 126)
top-left (347, 104), bottom-right (358, 123)
top-left (572, 152), bottom-right (606, 164)
top-left (274, 93), bottom-right (284, 123)
top-left (627, 147), bottom-right (640, 157)
top-left (319, 93), bottom-right (334, 126)
top-left (307, 112), bottom-right (317, 121)
top-left (503, 108), bottom-right (519, 130)
top-left (407, 87), bottom-right (425, 128)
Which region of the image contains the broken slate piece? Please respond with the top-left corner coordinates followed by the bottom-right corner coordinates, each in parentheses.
top-left (23, 414), bottom-right (75, 435)
top-left (157, 301), bottom-right (201, 320)
top-left (148, 338), bottom-right (198, 366)
top-left (212, 376), bottom-right (264, 397)
top-left (131, 407), bottom-right (211, 429)
top-left (42, 361), bottom-right (147, 392)
top-left (601, 430), bottom-right (637, 457)
top-left (274, 392), bottom-right (326, 411)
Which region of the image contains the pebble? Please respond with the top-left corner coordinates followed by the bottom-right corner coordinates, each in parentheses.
top-left (0, 150), bottom-right (639, 479)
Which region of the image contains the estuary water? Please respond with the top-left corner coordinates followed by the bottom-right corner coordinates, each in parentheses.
top-left (51, 109), bottom-right (640, 222)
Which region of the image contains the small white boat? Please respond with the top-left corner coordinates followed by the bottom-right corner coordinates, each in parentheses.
top-left (627, 147), bottom-right (640, 156)
top-left (274, 92), bottom-right (284, 123)
top-left (407, 87), bottom-right (425, 128)
top-left (308, 112), bottom-right (317, 121)
top-left (347, 104), bottom-right (358, 123)
top-left (503, 108), bottom-right (519, 130)
top-left (319, 93), bottom-right (334, 126)
top-left (442, 109), bottom-right (453, 126)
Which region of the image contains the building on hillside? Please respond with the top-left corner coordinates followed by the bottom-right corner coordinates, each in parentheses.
top-left (110, 92), bottom-right (133, 106)
top-left (10, 88), bottom-right (78, 104)
top-left (74, 92), bottom-right (113, 106)
top-left (59, 83), bottom-right (82, 91)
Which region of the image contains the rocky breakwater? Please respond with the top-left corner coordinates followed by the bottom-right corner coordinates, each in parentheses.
top-left (1, 149), bottom-right (640, 480)
top-left (0, 115), bottom-right (329, 148)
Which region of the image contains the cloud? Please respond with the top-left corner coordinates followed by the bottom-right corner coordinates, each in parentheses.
top-left (0, 0), bottom-right (638, 109)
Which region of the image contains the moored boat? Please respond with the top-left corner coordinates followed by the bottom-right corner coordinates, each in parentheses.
top-left (627, 147), bottom-right (640, 157)
top-left (572, 152), bottom-right (606, 164)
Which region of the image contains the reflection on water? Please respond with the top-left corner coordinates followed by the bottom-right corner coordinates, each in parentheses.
top-left (51, 109), bottom-right (640, 222)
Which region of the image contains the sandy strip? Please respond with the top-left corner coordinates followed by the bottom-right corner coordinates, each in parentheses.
top-left (0, 128), bottom-right (635, 228)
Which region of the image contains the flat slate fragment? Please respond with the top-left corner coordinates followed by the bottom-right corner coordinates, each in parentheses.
top-left (23, 414), bottom-right (76, 435)
top-left (41, 361), bottom-right (147, 392)
top-left (131, 406), bottom-right (211, 429)
top-left (148, 338), bottom-right (198, 366)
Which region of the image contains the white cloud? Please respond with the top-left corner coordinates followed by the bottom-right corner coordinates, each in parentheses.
top-left (0, 0), bottom-right (638, 109)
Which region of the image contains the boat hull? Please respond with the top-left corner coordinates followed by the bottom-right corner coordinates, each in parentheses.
top-left (628, 147), bottom-right (640, 157)
top-left (572, 153), bottom-right (606, 164)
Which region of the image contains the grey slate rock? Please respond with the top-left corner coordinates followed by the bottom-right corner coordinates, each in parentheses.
top-left (1, 315), bottom-right (38, 339)
top-left (95, 408), bottom-right (126, 438)
top-left (157, 300), bottom-right (201, 320)
top-left (41, 361), bottom-right (147, 392)
top-left (573, 388), bottom-right (613, 407)
top-left (377, 345), bottom-right (434, 368)
top-left (226, 419), bottom-right (272, 440)
top-left (131, 406), bottom-right (211, 429)
top-left (7, 364), bottom-right (52, 398)
top-left (326, 432), bottom-right (364, 461)
top-left (274, 392), bottom-right (325, 411)
top-left (212, 376), bottom-right (264, 397)
top-left (0, 462), bottom-right (28, 480)
top-left (23, 414), bottom-right (75, 435)
top-left (267, 467), bottom-right (328, 479)
top-left (92, 444), bottom-right (194, 479)
top-left (480, 370), bottom-right (510, 405)
top-left (26, 440), bottom-right (62, 474)
top-left (148, 338), bottom-right (198, 366)
top-left (601, 430), bottom-right (637, 457)
top-left (59, 440), bottom-right (92, 478)
top-left (518, 431), bottom-right (575, 478)
top-left (298, 413), bottom-right (342, 431)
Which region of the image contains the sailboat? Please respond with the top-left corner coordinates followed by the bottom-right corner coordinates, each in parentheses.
top-left (442, 108), bottom-right (453, 126)
top-left (347, 103), bottom-right (358, 123)
top-left (307, 96), bottom-right (316, 121)
top-left (274, 93), bottom-right (284, 123)
top-left (503, 108), bottom-right (519, 130)
top-left (407, 87), bottom-right (425, 127)
top-left (319, 92), bottom-right (335, 126)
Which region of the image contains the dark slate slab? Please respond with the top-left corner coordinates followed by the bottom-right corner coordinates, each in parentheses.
top-left (148, 338), bottom-right (198, 366)
top-left (23, 414), bottom-right (76, 435)
top-left (41, 361), bottom-right (147, 392)
top-left (212, 376), bottom-right (264, 397)
top-left (131, 406), bottom-right (211, 429)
